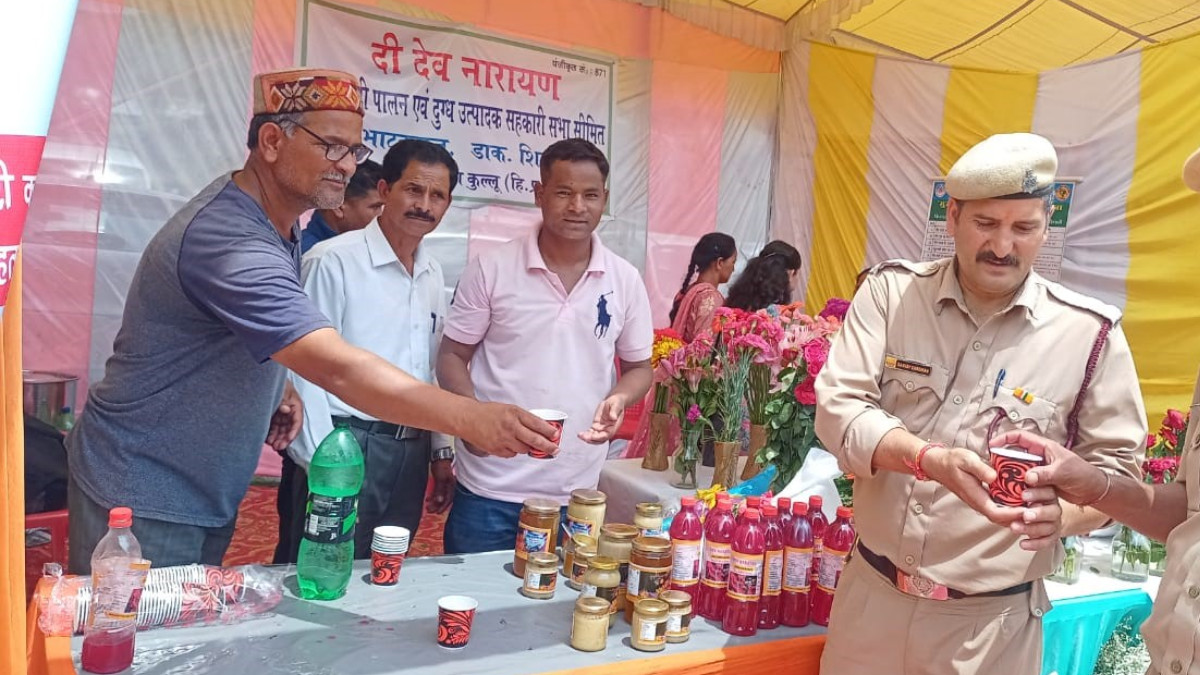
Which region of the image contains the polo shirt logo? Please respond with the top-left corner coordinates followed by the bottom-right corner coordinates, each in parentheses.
top-left (595, 292), bottom-right (613, 338)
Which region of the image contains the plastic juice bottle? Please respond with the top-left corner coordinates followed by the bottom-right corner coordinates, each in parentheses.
top-left (758, 503), bottom-right (785, 629)
top-left (811, 506), bottom-right (856, 626)
top-left (808, 495), bottom-right (828, 589)
top-left (696, 497), bottom-right (736, 620)
top-left (781, 501), bottom-right (813, 627)
top-left (777, 497), bottom-right (793, 533)
top-left (721, 508), bottom-right (766, 636)
top-left (669, 496), bottom-right (704, 602)
top-left (81, 507), bottom-right (147, 674)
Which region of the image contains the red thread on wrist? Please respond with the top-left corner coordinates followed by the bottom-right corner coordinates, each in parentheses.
top-left (905, 442), bottom-right (944, 481)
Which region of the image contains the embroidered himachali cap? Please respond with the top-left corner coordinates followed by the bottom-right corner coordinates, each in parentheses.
top-left (945, 132), bottom-right (1058, 201)
top-left (252, 68), bottom-right (364, 116)
top-left (1184, 145), bottom-right (1200, 193)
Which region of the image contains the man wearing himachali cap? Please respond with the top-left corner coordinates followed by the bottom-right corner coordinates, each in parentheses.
top-left (814, 133), bottom-right (1147, 673)
top-left (1002, 146), bottom-right (1200, 675)
top-left (65, 68), bottom-right (558, 573)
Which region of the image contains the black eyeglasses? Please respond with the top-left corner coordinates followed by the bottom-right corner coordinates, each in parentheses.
top-left (288, 121), bottom-right (373, 164)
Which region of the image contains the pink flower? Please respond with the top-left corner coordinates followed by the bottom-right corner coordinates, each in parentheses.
top-left (1164, 428), bottom-right (1179, 448)
top-left (819, 298), bottom-right (851, 321)
top-left (794, 377), bottom-right (816, 405)
top-left (682, 366), bottom-right (704, 393)
top-left (1165, 409), bottom-right (1187, 432)
top-left (686, 404), bottom-right (701, 424)
top-left (803, 337), bottom-right (831, 376)
top-left (1146, 433), bottom-right (1158, 450)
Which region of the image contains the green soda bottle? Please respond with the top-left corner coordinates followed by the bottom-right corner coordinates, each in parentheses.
top-left (297, 422), bottom-right (365, 600)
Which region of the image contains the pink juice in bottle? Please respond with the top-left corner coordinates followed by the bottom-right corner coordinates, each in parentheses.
top-left (811, 506), bottom-right (856, 626)
top-left (777, 497), bottom-right (794, 533)
top-left (781, 501), bottom-right (813, 627)
top-left (697, 498), bottom-right (736, 621)
top-left (808, 495), bottom-right (828, 590)
top-left (758, 503), bottom-right (785, 629)
top-left (81, 507), bottom-right (147, 674)
top-left (669, 496), bottom-right (704, 603)
top-left (722, 508), bottom-right (766, 636)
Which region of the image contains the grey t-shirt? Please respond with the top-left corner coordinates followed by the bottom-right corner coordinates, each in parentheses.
top-left (67, 173), bottom-right (331, 527)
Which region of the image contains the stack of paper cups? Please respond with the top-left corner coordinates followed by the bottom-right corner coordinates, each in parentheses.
top-left (371, 526), bottom-right (411, 586)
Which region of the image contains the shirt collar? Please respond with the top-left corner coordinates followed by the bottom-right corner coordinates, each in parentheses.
top-left (365, 220), bottom-right (430, 275)
top-left (934, 258), bottom-right (1042, 323)
top-left (524, 228), bottom-right (606, 274)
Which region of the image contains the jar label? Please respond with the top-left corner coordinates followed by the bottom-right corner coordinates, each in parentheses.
top-left (627, 564), bottom-right (670, 602)
top-left (727, 551), bottom-right (764, 601)
top-left (303, 494), bottom-right (358, 545)
top-left (817, 545), bottom-right (851, 592)
top-left (582, 582), bottom-right (620, 614)
top-left (524, 570), bottom-right (557, 593)
top-left (637, 617), bottom-right (667, 644)
top-left (570, 560), bottom-right (588, 583)
top-left (764, 549), bottom-right (784, 596)
top-left (515, 523), bottom-right (552, 560)
top-left (666, 612), bottom-right (691, 636)
top-left (670, 540), bottom-right (702, 586)
top-left (618, 562), bottom-right (630, 591)
top-left (640, 527), bottom-right (664, 539)
top-left (784, 546), bottom-right (812, 592)
top-left (700, 541), bottom-right (732, 588)
top-left (565, 515), bottom-right (597, 539)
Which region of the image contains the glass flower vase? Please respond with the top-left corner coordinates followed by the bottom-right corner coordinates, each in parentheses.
top-left (1110, 525), bottom-right (1150, 583)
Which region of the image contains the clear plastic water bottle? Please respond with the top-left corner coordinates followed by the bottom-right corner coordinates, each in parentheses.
top-left (297, 422), bottom-right (364, 600)
top-left (81, 507), bottom-right (148, 674)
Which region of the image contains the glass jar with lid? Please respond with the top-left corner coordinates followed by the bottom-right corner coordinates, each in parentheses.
top-left (566, 489), bottom-right (607, 539)
top-left (514, 498), bottom-right (560, 579)
top-left (571, 596), bottom-right (611, 652)
top-left (660, 590), bottom-right (692, 643)
top-left (581, 555), bottom-right (621, 628)
top-left (633, 502), bottom-right (665, 538)
top-left (564, 534), bottom-right (597, 589)
top-left (520, 551), bottom-right (559, 599)
top-left (597, 523), bottom-right (639, 615)
top-left (569, 544), bottom-right (597, 591)
top-left (630, 598), bottom-right (669, 652)
top-left (624, 536), bottom-right (674, 623)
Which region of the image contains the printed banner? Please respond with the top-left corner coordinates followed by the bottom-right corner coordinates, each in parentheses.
top-left (920, 179), bottom-right (1075, 281)
top-left (300, 0), bottom-right (615, 208)
top-left (0, 136), bottom-right (45, 306)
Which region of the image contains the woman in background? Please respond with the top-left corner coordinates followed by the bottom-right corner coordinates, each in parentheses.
top-left (620, 233), bottom-right (736, 458)
top-left (724, 240), bottom-right (802, 311)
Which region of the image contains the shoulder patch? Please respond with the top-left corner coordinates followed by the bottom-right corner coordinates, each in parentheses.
top-left (870, 258), bottom-right (943, 277)
top-left (1043, 281), bottom-right (1122, 324)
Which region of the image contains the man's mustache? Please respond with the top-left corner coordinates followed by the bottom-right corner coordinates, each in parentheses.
top-left (977, 251), bottom-right (1017, 266)
top-left (405, 210), bottom-right (435, 222)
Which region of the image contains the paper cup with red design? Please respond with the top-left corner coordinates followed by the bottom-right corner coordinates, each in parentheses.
top-left (371, 526), bottom-right (410, 586)
top-left (527, 409), bottom-right (567, 459)
top-left (436, 595), bottom-right (478, 649)
top-left (988, 446), bottom-right (1045, 507)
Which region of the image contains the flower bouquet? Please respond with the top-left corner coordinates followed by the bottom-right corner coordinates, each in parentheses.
top-left (709, 308), bottom-right (780, 488)
top-left (661, 332), bottom-right (718, 489)
top-left (643, 328), bottom-right (686, 471)
top-left (1112, 408), bottom-right (1188, 580)
top-left (753, 303), bottom-right (843, 493)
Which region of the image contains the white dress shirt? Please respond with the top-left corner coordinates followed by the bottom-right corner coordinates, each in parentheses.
top-left (287, 220), bottom-right (451, 468)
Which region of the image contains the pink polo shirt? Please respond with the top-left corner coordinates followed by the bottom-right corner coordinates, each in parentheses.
top-left (445, 229), bottom-right (653, 505)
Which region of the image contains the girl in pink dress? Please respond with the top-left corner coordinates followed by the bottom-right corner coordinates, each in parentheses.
top-left (621, 233), bottom-right (737, 458)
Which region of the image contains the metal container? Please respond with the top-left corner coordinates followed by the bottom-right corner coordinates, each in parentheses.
top-left (23, 371), bottom-right (78, 425)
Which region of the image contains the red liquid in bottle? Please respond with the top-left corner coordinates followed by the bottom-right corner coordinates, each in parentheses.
top-left (758, 504), bottom-right (785, 629)
top-left (738, 495), bottom-right (761, 524)
top-left (669, 496), bottom-right (705, 603)
top-left (82, 628), bottom-right (136, 674)
top-left (722, 508), bottom-right (766, 636)
top-left (777, 497), bottom-right (794, 534)
top-left (808, 495), bottom-right (828, 590)
top-left (811, 506), bottom-right (856, 626)
top-left (697, 498), bottom-right (736, 621)
top-left (781, 501), bottom-right (813, 627)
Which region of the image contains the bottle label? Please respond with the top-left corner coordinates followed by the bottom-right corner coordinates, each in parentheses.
top-left (727, 551), bottom-right (764, 601)
top-left (514, 522), bottom-right (552, 560)
top-left (627, 564), bottom-right (670, 602)
top-left (700, 541), bottom-right (732, 588)
top-left (666, 612), bottom-right (692, 636)
top-left (524, 570), bottom-right (557, 593)
top-left (637, 617), bottom-right (667, 644)
top-left (817, 545), bottom-right (851, 592)
top-left (303, 494), bottom-right (358, 545)
top-left (670, 540), bottom-right (702, 586)
top-left (784, 546), bottom-right (813, 592)
top-left (764, 549), bottom-right (784, 596)
top-left (565, 515), bottom-right (597, 539)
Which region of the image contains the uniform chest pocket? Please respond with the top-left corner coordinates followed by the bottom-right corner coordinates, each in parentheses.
top-left (986, 389), bottom-right (1058, 440)
top-left (879, 360), bottom-right (951, 419)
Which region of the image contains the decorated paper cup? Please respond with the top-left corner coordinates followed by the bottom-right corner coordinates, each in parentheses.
top-left (988, 446), bottom-right (1045, 507)
top-left (436, 595), bottom-right (479, 649)
top-left (527, 409), bottom-right (567, 459)
top-left (372, 550), bottom-right (407, 586)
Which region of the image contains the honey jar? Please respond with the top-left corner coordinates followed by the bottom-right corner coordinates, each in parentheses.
top-left (513, 498), bottom-right (560, 579)
top-left (624, 536), bottom-right (673, 623)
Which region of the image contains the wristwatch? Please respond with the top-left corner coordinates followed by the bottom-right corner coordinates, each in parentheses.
top-left (432, 446), bottom-right (455, 462)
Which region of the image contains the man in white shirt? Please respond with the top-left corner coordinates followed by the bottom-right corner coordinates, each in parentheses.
top-left (274, 139), bottom-right (457, 562)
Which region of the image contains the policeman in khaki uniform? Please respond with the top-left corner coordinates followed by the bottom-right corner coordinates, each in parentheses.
top-left (1006, 145), bottom-right (1200, 675)
top-left (814, 133), bottom-right (1147, 674)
